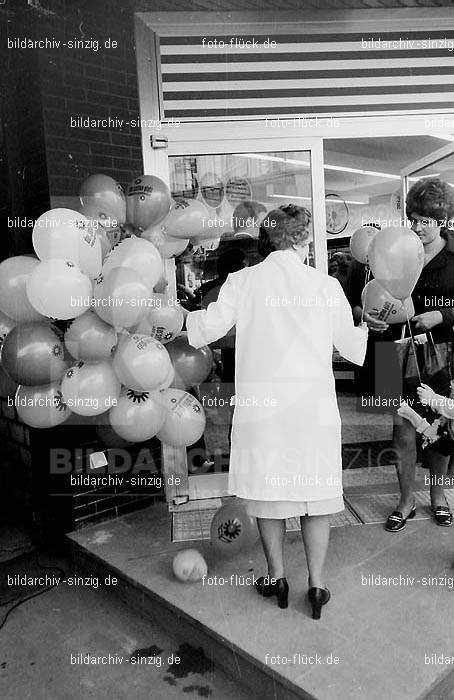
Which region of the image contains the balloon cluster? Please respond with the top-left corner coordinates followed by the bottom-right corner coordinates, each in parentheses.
top-left (0, 173), bottom-right (216, 447)
top-left (350, 225), bottom-right (423, 322)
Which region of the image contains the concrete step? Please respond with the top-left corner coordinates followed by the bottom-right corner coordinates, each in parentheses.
top-left (67, 501), bottom-right (454, 700)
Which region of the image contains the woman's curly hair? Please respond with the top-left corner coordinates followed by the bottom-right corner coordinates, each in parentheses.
top-left (258, 204), bottom-right (312, 258)
top-left (406, 177), bottom-right (454, 227)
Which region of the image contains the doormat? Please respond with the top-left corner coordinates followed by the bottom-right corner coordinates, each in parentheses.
top-left (171, 499), bottom-right (362, 543)
top-left (342, 464), bottom-right (427, 488)
top-left (341, 440), bottom-right (395, 469)
top-left (343, 490), bottom-right (454, 525)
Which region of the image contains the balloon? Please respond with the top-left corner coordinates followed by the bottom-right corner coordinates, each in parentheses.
top-left (64, 311), bottom-right (117, 362)
top-left (93, 267), bottom-right (150, 330)
top-left (99, 221), bottom-right (122, 258)
top-left (97, 228), bottom-right (111, 260)
top-left (368, 226), bottom-right (424, 300)
top-left (134, 296), bottom-right (184, 344)
top-left (78, 210), bottom-right (122, 261)
top-left (112, 333), bottom-right (172, 391)
top-left (1, 322), bottom-right (68, 385)
top-left (141, 224), bottom-right (189, 258)
top-left (361, 280), bottom-right (415, 324)
top-left (0, 256), bottom-right (43, 322)
top-left (79, 174), bottom-right (126, 225)
top-left (108, 388), bottom-right (166, 442)
top-left (156, 388), bottom-right (206, 447)
top-left (162, 198), bottom-right (210, 240)
top-left (349, 226), bottom-right (378, 264)
top-left (0, 366), bottom-right (17, 399)
top-left (32, 208), bottom-right (102, 279)
top-left (166, 335), bottom-right (213, 389)
top-left (26, 259), bottom-right (92, 320)
top-left (153, 276), bottom-right (169, 294)
top-left (15, 382), bottom-right (72, 428)
top-left (210, 501), bottom-right (259, 556)
top-left (172, 549), bottom-right (207, 582)
top-left (95, 411), bottom-right (133, 448)
top-left (126, 175), bottom-right (172, 230)
top-left (61, 360), bottom-right (120, 416)
top-left (0, 310), bottom-right (16, 350)
top-left (102, 236), bottom-right (163, 292)
top-left (156, 363), bottom-right (175, 391)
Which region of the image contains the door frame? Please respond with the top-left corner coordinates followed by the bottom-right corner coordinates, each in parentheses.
top-left (400, 142), bottom-right (454, 202)
top-left (154, 137), bottom-right (328, 507)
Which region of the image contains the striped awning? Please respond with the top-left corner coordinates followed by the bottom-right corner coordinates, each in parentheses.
top-left (159, 30), bottom-right (454, 120)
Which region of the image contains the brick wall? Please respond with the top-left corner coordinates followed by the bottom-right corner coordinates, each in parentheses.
top-left (34, 0), bottom-right (144, 200)
top-left (2, 2), bottom-right (50, 258)
top-left (1, 0), bottom-right (168, 535)
top-left (0, 387), bottom-right (33, 528)
top-left (30, 421), bottom-right (163, 536)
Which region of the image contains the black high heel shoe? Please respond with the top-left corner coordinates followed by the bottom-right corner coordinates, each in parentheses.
top-left (385, 504), bottom-right (416, 532)
top-left (432, 504), bottom-right (453, 527)
top-left (255, 576), bottom-right (289, 609)
top-left (308, 587), bottom-right (330, 620)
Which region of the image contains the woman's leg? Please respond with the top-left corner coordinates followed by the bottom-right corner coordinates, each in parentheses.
top-left (425, 447), bottom-right (450, 507)
top-left (256, 518), bottom-right (286, 579)
top-left (392, 415), bottom-right (417, 515)
top-left (300, 514), bottom-right (331, 589)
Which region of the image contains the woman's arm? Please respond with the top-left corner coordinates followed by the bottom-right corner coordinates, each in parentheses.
top-left (412, 253), bottom-right (454, 331)
top-left (331, 278), bottom-right (368, 365)
top-left (352, 305), bottom-right (363, 324)
top-left (352, 304), bottom-right (389, 332)
top-left (346, 262), bottom-right (388, 332)
top-left (412, 310), bottom-right (443, 332)
top-left (417, 383), bottom-right (454, 418)
top-left (186, 273), bottom-right (239, 349)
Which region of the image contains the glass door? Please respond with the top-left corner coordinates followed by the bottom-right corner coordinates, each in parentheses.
top-left (158, 140), bottom-right (326, 501)
top-left (401, 142), bottom-right (454, 219)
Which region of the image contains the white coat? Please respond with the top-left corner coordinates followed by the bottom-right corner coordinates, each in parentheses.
top-left (187, 249), bottom-right (367, 503)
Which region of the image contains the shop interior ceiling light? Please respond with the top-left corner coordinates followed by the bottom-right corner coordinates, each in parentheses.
top-left (236, 153), bottom-right (405, 181)
top-left (270, 194), bottom-right (368, 205)
top-left (408, 173), bottom-right (440, 181)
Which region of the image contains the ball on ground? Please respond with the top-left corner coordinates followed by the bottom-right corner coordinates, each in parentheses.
top-left (172, 549), bottom-right (207, 582)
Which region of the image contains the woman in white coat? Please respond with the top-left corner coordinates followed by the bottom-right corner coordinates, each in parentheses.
top-left (186, 205), bottom-right (368, 619)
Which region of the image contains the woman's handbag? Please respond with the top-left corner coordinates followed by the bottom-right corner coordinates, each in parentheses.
top-left (396, 332), bottom-right (453, 402)
top-left (394, 333), bottom-right (454, 452)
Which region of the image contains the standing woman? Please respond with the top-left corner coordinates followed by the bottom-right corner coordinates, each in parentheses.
top-left (385, 179), bottom-right (454, 531)
top-left (186, 205), bottom-right (367, 619)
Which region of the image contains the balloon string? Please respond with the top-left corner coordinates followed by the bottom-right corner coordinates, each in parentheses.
top-left (360, 266), bottom-right (371, 324)
top-left (405, 306), bottom-right (422, 385)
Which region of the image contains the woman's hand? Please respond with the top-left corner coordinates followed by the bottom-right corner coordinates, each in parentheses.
top-left (363, 310), bottom-right (389, 333)
top-left (417, 383), bottom-right (438, 407)
top-left (412, 310), bottom-right (443, 331)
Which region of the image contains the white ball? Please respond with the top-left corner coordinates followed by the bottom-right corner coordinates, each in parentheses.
top-left (172, 549), bottom-right (207, 582)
